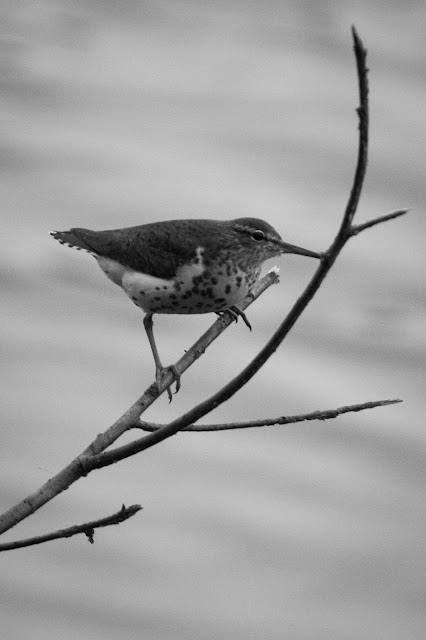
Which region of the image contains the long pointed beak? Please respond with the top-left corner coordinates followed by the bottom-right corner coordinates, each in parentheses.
top-left (279, 240), bottom-right (321, 259)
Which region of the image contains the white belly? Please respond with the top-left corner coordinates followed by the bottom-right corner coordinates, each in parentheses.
top-left (95, 254), bottom-right (254, 315)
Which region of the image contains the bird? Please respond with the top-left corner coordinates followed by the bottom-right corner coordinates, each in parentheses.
top-left (50, 218), bottom-right (321, 400)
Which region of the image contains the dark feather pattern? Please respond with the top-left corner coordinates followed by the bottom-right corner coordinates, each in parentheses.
top-left (50, 218), bottom-right (283, 280)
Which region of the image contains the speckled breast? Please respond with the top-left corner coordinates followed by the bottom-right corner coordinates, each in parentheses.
top-left (117, 257), bottom-right (261, 315)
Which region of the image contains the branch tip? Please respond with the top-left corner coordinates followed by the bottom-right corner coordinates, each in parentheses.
top-left (0, 504), bottom-right (143, 552)
top-left (351, 25), bottom-right (367, 57)
top-left (351, 209), bottom-right (409, 236)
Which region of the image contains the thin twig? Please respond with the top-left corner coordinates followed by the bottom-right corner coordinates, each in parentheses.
top-left (343, 26), bottom-right (369, 230)
top-left (351, 209), bottom-right (408, 235)
top-left (0, 504), bottom-right (142, 551)
top-left (137, 399), bottom-right (402, 432)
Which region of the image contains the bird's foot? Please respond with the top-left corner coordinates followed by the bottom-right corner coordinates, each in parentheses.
top-left (155, 364), bottom-right (181, 402)
top-left (217, 305), bottom-right (252, 331)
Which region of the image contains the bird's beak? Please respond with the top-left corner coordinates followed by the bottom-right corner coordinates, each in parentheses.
top-left (279, 240), bottom-right (321, 259)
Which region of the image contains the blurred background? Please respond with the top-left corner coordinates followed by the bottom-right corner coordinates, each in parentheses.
top-left (1, 1), bottom-right (425, 638)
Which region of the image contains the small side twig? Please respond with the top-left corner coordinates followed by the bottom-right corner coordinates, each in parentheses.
top-left (351, 209), bottom-right (408, 235)
top-left (0, 504), bottom-right (142, 551)
top-left (136, 399), bottom-right (402, 432)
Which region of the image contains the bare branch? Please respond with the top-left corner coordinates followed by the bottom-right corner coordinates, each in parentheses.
top-left (81, 27), bottom-right (374, 471)
top-left (344, 25), bottom-right (369, 230)
top-left (0, 28), bottom-right (405, 543)
top-left (351, 209), bottom-right (409, 236)
top-left (0, 272), bottom-right (278, 536)
top-left (322, 25), bottom-right (369, 267)
top-left (0, 504), bottom-right (142, 552)
top-left (136, 400), bottom-right (402, 432)
top-left (82, 268), bottom-right (280, 456)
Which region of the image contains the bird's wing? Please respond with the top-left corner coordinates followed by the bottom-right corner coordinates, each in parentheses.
top-left (51, 222), bottom-right (208, 280)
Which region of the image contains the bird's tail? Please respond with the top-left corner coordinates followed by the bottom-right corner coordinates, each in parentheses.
top-left (49, 229), bottom-right (97, 255)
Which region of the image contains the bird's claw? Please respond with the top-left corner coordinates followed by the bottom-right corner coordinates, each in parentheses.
top-left (220, 305), bottom-right (252, 331)
top-left (156, 364), bottom-right (181, 402)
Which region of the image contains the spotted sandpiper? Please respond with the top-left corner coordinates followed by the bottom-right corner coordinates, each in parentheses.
top-left (51, 218), bottom-right (320, 400)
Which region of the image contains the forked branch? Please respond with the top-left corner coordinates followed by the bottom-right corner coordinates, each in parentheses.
top-left (137, 399), bottom-right (402, 432)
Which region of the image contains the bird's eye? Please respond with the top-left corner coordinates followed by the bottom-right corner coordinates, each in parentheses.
top-left (251, 230), bottom-right (265, 241)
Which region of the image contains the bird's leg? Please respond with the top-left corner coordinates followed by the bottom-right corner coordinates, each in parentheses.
top-left (217, 305), bottom-right (252, 331)
top-left (143, 313), bottom-right (181, 402)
